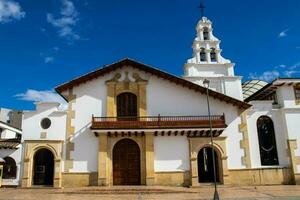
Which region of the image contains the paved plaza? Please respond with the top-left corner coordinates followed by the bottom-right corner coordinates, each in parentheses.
top-left (1, 185), bottom-right (300, 200)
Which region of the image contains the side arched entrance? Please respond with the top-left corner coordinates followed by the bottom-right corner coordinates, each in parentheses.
top-left (197, 147), bottom-right (220, 183)
top-left (113, 139), bottom-right (141, 185)
top-left (33, 148), bottom-right (54, 186)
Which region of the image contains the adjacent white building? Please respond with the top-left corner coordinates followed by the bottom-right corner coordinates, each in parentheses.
top-left (0, 120), bottom-right (22, 186)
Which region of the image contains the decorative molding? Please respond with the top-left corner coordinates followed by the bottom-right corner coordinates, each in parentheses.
top-left (21, 141), bottom-right (63, 188)
top-left (40, 132), bottom-right (47, 139)
top-left (106, 71), bottom-right (148, 118)
top-left (188, 137), bottom-right (228, 186)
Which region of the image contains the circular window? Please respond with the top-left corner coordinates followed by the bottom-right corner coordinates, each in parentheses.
top-left (40, 118), bottom-right (51, 129)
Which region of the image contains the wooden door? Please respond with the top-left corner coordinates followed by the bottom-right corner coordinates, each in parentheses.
top-left (113, 139), bottom-right (141, 185)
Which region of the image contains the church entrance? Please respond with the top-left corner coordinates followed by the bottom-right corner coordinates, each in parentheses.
top-left (113, 139), bottom-right (141, 185)
top-left (198, 147), bottom-right (220, 183)
top-left (33, 148), bottom-right (54, 186)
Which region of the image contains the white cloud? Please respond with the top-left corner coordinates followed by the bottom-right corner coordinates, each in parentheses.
top-left (290, 62), bottom-right (300, 70)
top-left (278, 28), bottom-right (289, 38)
top-left (44, 56), bottom-right (54, 64)
top-left (0, 0), bottom-right (25, 23)
top-left (47, 0), bottom-right (79, 40)
top-left (15, 89), bottom-right (67, 110)
top-left (249, 62), bottom-right (300, 81)
top-left (249, 70), bottom-right (280, 82)
top-left (284, 70), bottom-right (300, 77)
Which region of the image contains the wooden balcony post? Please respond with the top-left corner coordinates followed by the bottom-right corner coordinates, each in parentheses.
top-left (158, 114), bottom-right (161, 126)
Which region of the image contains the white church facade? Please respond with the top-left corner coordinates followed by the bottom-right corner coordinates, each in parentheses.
top-left (1, 16), bottom-right (300, 188)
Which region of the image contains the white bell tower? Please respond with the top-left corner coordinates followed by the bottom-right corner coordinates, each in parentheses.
top-left (183, 16), bottom-right (243, 100)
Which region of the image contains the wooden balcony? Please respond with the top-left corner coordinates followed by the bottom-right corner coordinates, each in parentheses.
top-left (91, 114), bottom-right (226, 130)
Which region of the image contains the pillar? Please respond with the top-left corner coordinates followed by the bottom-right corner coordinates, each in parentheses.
top-left (205, 49), bottom-right (211, 63)
top-left (0, 161), bottom-right (3, 187)
top-left (53, 159), bottom-right (62, 187)
top-left (98, 133), bottom-right (108, 186)
top-left (199, 28), bottom-right (204, 40)
top-left (21, 158), bottom-right (31, 187)
top-left (145, 133), bottom-right (155, 185)
top-left (287, 139), bottom-right (300, 184)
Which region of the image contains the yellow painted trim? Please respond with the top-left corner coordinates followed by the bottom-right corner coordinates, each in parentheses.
top-left (65, 88), bottom-right (76, 172)
top-left (145, 133), bottom-right (155, 185)
top-left (0, 164), bottom-right (3, 187)
top-left (239, 110), bottom-right (251, 168)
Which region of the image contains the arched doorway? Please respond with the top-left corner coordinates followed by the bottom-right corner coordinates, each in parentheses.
top-left (198, 147), bottom-right (220, 183)
top-left (33, 148), bottom-right (54, 186)
top-left (117, 92), bottom-right (137, 119)
top-left (3, 157), bottom-right (17, 179)
top-left (113, 139), bottom-right (141, 185)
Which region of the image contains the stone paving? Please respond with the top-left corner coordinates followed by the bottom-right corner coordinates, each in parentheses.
top-left (0, 185), bottom-right (300, 200)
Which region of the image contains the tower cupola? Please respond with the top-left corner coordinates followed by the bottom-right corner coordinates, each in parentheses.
top-left (183, 16), bottom-right (243, 100)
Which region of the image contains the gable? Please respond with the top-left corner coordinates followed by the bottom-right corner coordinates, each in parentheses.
top-left (55, 58), bottom-right (250, 109)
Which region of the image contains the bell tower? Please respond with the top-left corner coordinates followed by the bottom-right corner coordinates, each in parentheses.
top-left (183, 16), bottom-right (243, 100)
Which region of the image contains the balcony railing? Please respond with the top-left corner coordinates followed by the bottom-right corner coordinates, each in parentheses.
top-left (91, 114), bottom-right (226, 130)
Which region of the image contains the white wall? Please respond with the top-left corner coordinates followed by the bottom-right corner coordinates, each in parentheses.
top-left (69, 75), bottom-right (107, 172)
top-left (277, 86), bottom-right (300, 108)
top-left (154, 136), bottom-right (189, 171)
top-left (1, 129), bottom-right (17, 139)
top-left (22, 103), bottom-right (67, 141)
top-left (185, 64), bottom-right (230, 77)
top-left (68, 67), bottom-right (245, 171)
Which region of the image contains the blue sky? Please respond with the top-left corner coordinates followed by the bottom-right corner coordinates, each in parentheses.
top-left (1, 0), bottom-right (300, 110)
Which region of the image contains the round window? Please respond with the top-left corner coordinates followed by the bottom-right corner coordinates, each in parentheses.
top-left (40, 118), bottom-right (51, 129)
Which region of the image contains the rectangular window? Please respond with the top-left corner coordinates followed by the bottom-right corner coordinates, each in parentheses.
top-left (295, 87), bottom-right (300, 104)
top-left (295, 87), bottom-right (300, 99)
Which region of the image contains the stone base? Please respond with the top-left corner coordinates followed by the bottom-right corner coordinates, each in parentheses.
top-left (226, 167), bottom-right (293, 185)
top-left (154, 171), bottom-right (190, 186)
top-left (62, 172), bottom-right (98, 187)
top-left (59, 168), bottom-right (295, 187)
top-left (294, 173), bottom-right (300, 185)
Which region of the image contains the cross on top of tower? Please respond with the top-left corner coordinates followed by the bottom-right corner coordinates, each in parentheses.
top-left (198, 1), bottom-right (205, 17)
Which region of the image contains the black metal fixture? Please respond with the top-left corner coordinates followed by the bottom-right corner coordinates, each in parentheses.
top-left (203, 79), bottom-right (220, 200)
